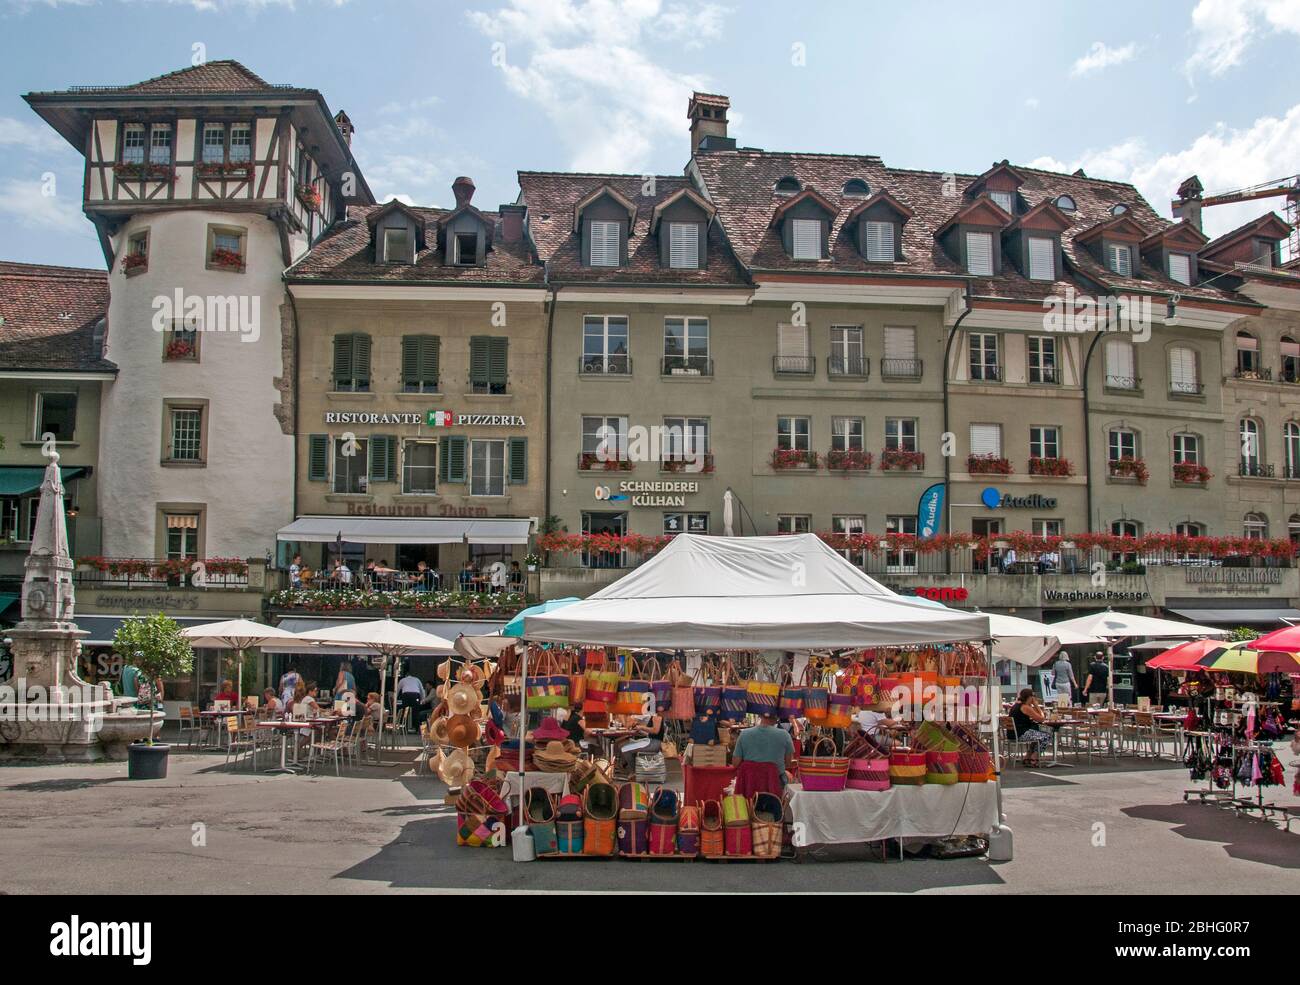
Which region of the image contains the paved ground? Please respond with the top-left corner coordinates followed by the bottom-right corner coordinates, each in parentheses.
top-left (0, 744), bottom-right (1295, 894)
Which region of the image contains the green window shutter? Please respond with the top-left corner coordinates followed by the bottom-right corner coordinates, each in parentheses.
top-left (422, 335), bottom-right (440, 388)
top-left (308, 434), bottom-right (329, 481)
top-left (469, 336), bottom-right (489, 386)
top-left (489, 337), bottom-right (509, 385)
top-left (440, 435), bottom-right (466, 483)
top-left (354, 334), bottom-right (371, 388)
top-left (508, 436), bottom-right (528, 485)
top-left (385, 434), bottom-right (398, 481)
top-left (332, 335), bottom-right (353, 388)
top-left (368, 435), bottom-right (396, 482)
top-left (401, 336), bottom-right (420, 390)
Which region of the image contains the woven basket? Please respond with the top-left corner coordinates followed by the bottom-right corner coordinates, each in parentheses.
top-left (889, 748), bottom-right (928, 786)
top-left (798, 737), bottom-right (849, 792)
top-left (925, 749), bottom-right (960, 784)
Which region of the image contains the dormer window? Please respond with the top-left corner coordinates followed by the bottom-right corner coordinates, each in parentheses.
top-left (842, 179), bottom-right (871, 197)
top-left (1111, 204), bottom-right (1128, 216)
top-left (453, 231), bottom-right (477, 266)
top-left (668, 222), bottom-right (700, 268)
top-left (383, 227), bottom-right (411, 264)
top-left (1253, 239), bottom-right (1277, 267)
top-left (1107, 243), bottom-right (1132, 276)
top-left (989, 190), bottom-right (1015, 215)
top-left (1027, 236), bottom-right (1055, 280)
top-left (863, 221), bottom-right (894, 261)
top-left (1168, 252), bottom-right (1192, 284)
top-left (966, 231), bottom-right (994, 276)
top-left (774, 176), bottom-right (801, 195)
top-left (590, 220), bottom-right (620, 266)
top-left (1056, 195), bottom-right (1076, 212)
top-left (791, 218), bottom-right (821, 260)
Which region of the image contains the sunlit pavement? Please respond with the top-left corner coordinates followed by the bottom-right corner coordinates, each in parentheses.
top-left (0, 747), bottom-right (1294, 894)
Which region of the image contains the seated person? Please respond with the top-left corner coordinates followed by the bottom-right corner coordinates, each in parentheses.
top-left (1000, 547), bottom-right (1018, 573)
top-left (1008, 687), bottom-right (1051, 767)
top-left (854, 699), bottom-right (901, 751)
top-left (260, 688), bottom-right (284, 719)
top-left (458, 561), bottom-right (475, 591)
top-left (413, 560), bottom-right (437, 590)
top-left (212, 679), bottom-right (239, 708)
top-left (508, 561), bottom-right (524, 592)
top-left (298, 682), bottom-right (322, 718)
top-left (732, 711), bottom-right (795, 794)
top-left (617, 711), bottom-right (665, 773)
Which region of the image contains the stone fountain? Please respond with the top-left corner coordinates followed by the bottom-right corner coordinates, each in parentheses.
top-left (0, 453), bottom-right (160, 761)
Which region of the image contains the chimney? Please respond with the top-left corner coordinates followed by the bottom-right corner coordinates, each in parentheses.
top-left (1172, 174), bottom-right (1204, 232)
top-left (688, 92), bottom-right (730, 157)
top-left (498, 203), bottom-right (525, 244)
top-left (452, 176), bottom-right (476, 207)
top-left (333, 110), bottom-right (354, 147)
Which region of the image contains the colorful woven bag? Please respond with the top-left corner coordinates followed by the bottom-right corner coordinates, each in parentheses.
top-left (844, 735), bottom-right (891, 791)
top-left (666, 659), bottom-right (695, 720)
top-left (693, 660), bottom-right (722, 714)
top-left (801, 664), bottom-right (829, 724)
top-left (724, 822), bottom-right (753, 857)
top-left (457, 813), bottom-right (505, 847)
top-left (699, 800), bottom-right (725, 858)
top-left (925, 749), bottom-right (960, 784)
top-left (826, 692), bottom-right (854, 729)
top-left (721, 792), bottom-right (751, 826)
top-left (797, 737), bottom-right (849, 792)
top-left (888, 748), bottom-right (928, 786)
top-left (777, 665), bottom-right (804, 720)
top-left (745, 664), bottom-right (780, 717)
top-left (751, 792), bottom-right (783, 859)
top-left (646, 657), bottom-right (672, 714)
top-left (647, 788), bottom-right (680, 856)
top-left (677, 804), bottom-right (700, 856)
top-left (617, 816), bottom-right (649, 856)
top-left (585, 659), bottom-right (619, 706)
top-left (611, 654), bottom-right (653, 715)
top-left (719, 659), bottom-right (748, 725)
top-left (617, 781), bottom-right (650, 818)
top-left (582, 780), bottom-right (618, 856)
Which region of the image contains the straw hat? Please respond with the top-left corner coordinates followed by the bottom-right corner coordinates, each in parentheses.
top-left (429, 715), bottom-right (451, 744)
top-left (447, 683), bottom-right (479, 716)
top-left (446, 714), bottom-right (479, 749)
top-left (531, 717), bottom-right (570, 743)
top-left (457, 662), bottom-right (485, 687)
top-left (533, 740), bottom-right (578, 772)
top-left (437, 659), bottom-right (452, 682)
top-left (438, 748), bottom-right (474, 786)
top-left (436, 683), bottom-right (448, 700)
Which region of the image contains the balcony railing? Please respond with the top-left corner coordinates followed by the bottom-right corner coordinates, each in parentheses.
top-left (969, 364), bottom-right (1001, 382)
top-left (881, 358), bottom-right (923, 380)
top-left (661, 355), bottom-right (713, 377)
top-left (1234, 365), bottom-right (1271, 381)
top-left (827, 355), bottom-right (869, 379)
top-left (773, 354), bottom-right (815, 376)
top-left (1170, 380), bottom-right (1204, 396)
top-left (75, 556), bottom-right (251, 588)
top-left (1239, 461), bottom-right (1275, 478)
top-left (580, 354), bottom-right (631, 375)
top-left (1105, 374), bottom-right (1142, 391)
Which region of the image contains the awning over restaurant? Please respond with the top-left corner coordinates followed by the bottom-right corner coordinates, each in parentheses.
top-left (73, 614), bottom-right (221, 647)
top-left (261, 617), bottom-right (508, 654)
top-left (1167, 607), bottom-right (1300, 626)
top-left (275, 516), bottom-right (532, 545)
top-left (0, 465), bottom-right (86, 496)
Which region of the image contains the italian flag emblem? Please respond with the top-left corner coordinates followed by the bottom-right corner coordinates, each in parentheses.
top-left (428, 410), bottom-right (454, 427)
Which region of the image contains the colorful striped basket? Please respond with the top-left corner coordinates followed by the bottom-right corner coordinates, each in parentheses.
top-left (798, 737), bottom-right (850, 792)
top-left (888, 748), bottom-right (928, 786)
top-left (924, 749), bottom-right (960, 784)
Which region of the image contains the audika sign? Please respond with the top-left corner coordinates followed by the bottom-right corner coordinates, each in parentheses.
top-left (980, 487), bottom-right (1057, 510)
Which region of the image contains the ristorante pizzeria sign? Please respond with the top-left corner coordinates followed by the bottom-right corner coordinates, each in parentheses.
top-left (321, 410), bottom-right (526, 427)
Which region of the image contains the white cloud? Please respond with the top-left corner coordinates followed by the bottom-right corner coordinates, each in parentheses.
top-left (0, 177), bottom-right (92, 236)
top-left (1024, 97), bottom-right (1040, 110)
top-left (467, 0), bottom-right (729, 173)
top-left (353, 116), bottom-right (487, 206)
top-left (1070, 41), bottom-right (1139, 77)
top-left (1186, 0), bottom-right (1300, 78)
top-left (0, 117), bottom-right (69, 155)
top-left (1028, 104), bottom-right (1300, 242)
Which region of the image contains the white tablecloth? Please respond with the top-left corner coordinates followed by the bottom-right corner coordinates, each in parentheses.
top-left (499, 771), bottom-right (569, 801)
top-left (786, 782), bottom-right (997, 845)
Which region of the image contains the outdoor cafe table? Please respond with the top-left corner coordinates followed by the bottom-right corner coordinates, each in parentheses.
top-left (256, 718), bottom-right (340, 774)
top-left (1038, 718), bottom-right (1086, 768)
top-left (199, 708), bottom-right (252, 749)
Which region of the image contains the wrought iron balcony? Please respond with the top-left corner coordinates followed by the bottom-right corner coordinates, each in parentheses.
top-left (773, 354), bottom-right (816, 376)
top-left (881, 358), bottom-right (923, 381)
top-left (580, 354), bottom-right (631, 375)
top-left (827, 355), bottom-right (869, 379)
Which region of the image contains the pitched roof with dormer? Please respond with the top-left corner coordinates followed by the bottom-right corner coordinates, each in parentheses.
top-left (0, 262), bottom-right (115, 374)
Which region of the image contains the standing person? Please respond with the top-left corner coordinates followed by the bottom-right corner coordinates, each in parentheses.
top-left (334, 660), bottom-right (356, 697)
top-left (289, 554), bottom-right (304, 589)
top-left (279, 663), bottom-right (301, 706)
top-left (396, 666), bottom-right (423, 729)
top-left (508, 560), bottom-right (524, 592)
top-left (1082, 651), bottom-right (1110, 706)
top-left (732, 711), bottom-right (795, 795)
top-left (1051, 653), bottom-right (1079, 703)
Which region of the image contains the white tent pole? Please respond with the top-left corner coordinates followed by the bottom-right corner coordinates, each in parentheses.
top-left (1107, 641), bottom-right (1115, 709)
top-left (518, 643), bottom-right (528, 832)
top-left (376, 656), bottom-right (387, 765)
top-left (985, 639), bottom-right (1003, 824)
top-left (237, 646), bottom-right (243, 709)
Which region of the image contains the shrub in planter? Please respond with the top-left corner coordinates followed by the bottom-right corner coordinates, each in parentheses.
top-left (113, 613), bottom-right (194, 780)
top-left (1107, 457), bottom-right (1149, 484)
top-left (880, 449), bottom-right (925, 471)
top-left (825, 449), bottom-right (873, 471)
top-left (967, 453), bottom-right (1013, 475)
top-left (1173, 462), bottom-right (1212, 484)
top-left (771, 448), bottom-right (819, 470)
top-left (1028, 457), bottom-right (1074, 477)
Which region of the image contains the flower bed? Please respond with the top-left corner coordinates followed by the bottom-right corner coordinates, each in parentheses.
top-left (579, 452), bottom-right (632, 471)
top-left (537, 532), bottom-right (672, 556)
top-left (270, 588), bottom-right (527, 615)
top-left (771, 448), bottom-right (819, 470)
top-left (1173, 462), bottom-right (1212, 484)
top-left (1028, 457), bottom-right (1074, 477)
top-left (880, 449), bottom-right (925, 471)
top-left (967, 453), bottom-right (1013, 475)
top-left (825, 449), bottom-right (873, 471)
top-left (1107, 457), bottom-right (1149, 484)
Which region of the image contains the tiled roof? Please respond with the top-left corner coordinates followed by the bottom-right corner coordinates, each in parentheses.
top-left (51, 60), bottom-right (285, 96)
top-left (287, 204), bottom-right (544, 285)
top-left (0, 261), bottom-right (114, 373)
top-left (692, 150), bottom-right (1243, 303)
top-left (517, 171), bottom-right (748, 285)
top-left (1201, 212), bottom-right (1292, 258)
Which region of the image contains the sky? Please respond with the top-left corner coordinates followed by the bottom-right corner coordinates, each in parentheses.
top-left (1, 0), bottom-right (1299, 270)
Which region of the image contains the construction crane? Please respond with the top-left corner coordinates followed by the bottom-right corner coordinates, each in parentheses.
top-left (1197, 174), bottom-right (1300, 260)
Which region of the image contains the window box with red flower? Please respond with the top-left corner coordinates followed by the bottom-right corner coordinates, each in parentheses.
top-left (662, 454), bottom-right (714, 473)
top-left (825, 449), bottom-right (873, 472)
top-left (967, 453), bottom-right (1013, 475)
top-left (1107, 457), bottom-right (1149, 484)
top-left (771, 448), bottom-right (819, 470)
top-left (1173, 462), bottom-right (1212, 485)
top-left (197, 161), bottom-right (253, 178)
top-left (208, 247), bottom-right (244, 270)
top-left (578, 451), bottom-right (632, 472)
top-left (164, 337), bottom-right (197, 362)
top-left (296, 184), bottom-right (322, 213)
top-left (121, 252), bottom-right (148, 276)
top-left (113, 162), bottom-right (176, 181)
top-left (880, 449), bottom-right (925, 471)
top-left (1028, 457), bottom-right (1074, 477)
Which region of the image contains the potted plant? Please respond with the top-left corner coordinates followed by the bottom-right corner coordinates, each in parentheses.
top-left (113, 613), bottom-right (194, 780)
top-left (523, 552), bottom-right (541, 572)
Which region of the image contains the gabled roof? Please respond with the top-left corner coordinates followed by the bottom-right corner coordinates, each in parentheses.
top-left (1074, 212), bottom-right (1148, 245)
top-left (1201, 212), bottom-right (1293, 259)
top-left (0, 262), bottom-right (115, 374)
top-left (365, 199), bottom-right (431, 249)
top-left (844, 188), bottom-right (914, 224)
top-left (648, 186), bottom-right (715, 233)
top-left (967, 160), bottom-right (1027, 193)
top-left (571, 184), bottom-right (638, 233)
top-left (769, 186), bottom-right (839, 227)
top-left (1005, 199), bottom-right (1072, 234)
top-left (439, 202), bottom-right (496, 236)
top-left (1140, 219), bottom-right (1209, 252)
top-left (934, 196), bottom-right (1013, 237)
top-left (75, 60), bottom-right (276, 95)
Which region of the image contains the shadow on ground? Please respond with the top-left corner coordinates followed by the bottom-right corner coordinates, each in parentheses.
top-left (1123, 801), bottom-right (1299, 869)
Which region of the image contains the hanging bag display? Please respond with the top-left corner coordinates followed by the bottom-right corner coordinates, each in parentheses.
top-left (826, 692), bottom-right (854, 729)
top-left (611, 653), bottom-right (653, 716)
top-left (745, 660), bottom-right (781, 718)
top-left (666, 658), bottom-right (695, 721)
top-left (797, 736), bottom-right (850, 792)
top-left (566, 650), bottom-right (587, 707)
top-left (584, 651), bottom-right (619, 708)
top-left (719, 658), bottom-right (749, 725)
top-left (693, 659), bottom-right (722, 714)
top-left (801, 662), bottom-right (829, 724)
top-left (525, 650), bottom-right (569, 710)
top-left (778, 664), bottom-right (804, 720)
top-left (647, 656), bottom-right (673, 714)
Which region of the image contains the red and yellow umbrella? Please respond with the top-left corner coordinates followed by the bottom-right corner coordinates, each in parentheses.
top-left (1146, 637), bottom-right (1300, 675)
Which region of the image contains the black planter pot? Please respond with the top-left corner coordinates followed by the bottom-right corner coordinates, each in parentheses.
top-left (127, 742), bottom-right (169, 780)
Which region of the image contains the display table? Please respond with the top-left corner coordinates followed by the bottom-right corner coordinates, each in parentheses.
top-left (683, 764), bottom-right (736, 806)
top-left (786, 782), bottom-right (997, 845)
top-left (499, 770), bottom-right (569, 801)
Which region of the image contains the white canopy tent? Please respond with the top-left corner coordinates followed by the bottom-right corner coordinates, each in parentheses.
top-left (180, 619), bottom-right (303, 707)
top-left (523, 534), bottom-right (990, 648)
top-left (1049, 609), bottom-right (1227, 706)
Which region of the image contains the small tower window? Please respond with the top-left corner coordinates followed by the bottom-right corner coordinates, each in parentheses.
top-left (454, 232), bottom-right (478, 266)
top-left (774, 176), bottom-right (801, 195)
top-left (842, 178), bottom-right (870, 197)
top-left (1055, 195), bottom-right (1076, 211)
